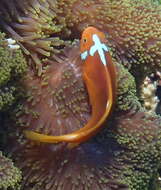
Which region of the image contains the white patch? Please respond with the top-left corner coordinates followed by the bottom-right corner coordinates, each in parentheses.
top-left (6, 38), bottom-right (20, 50)
top-left (81, 50), bottom-right (88, 60)
top-left (6, 38), bottom-right (16, 45)
top-left (8, 44), bottom-right (20, 50)
top-left (90, 34), bottom-right (109, 66)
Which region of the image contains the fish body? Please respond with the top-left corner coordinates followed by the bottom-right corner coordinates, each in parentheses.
top-left (24, 27), bottom-right (117, 147)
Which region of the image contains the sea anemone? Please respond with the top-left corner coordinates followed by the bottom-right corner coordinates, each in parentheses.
top-left (0, 151), bottom-right (21, 189)
top-left (0, 0), bottom-right (68, 75)
top-left (12, 107), bottom-right (161, 190)
top-left (15, 43), bottom-right (138, 140)
top-left (0, 0), bottom-right (161, 79)
top-left (15, 45), bottom-right (91, 136)
top-left (0, 0), bottom-right (161, 189)
top-left (58, 0), bottom-right (161, 75)
top-left (11, 44), bottom-right (161, 190)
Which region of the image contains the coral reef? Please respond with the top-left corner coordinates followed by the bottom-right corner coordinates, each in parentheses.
top-left (0, 0), bottom-right (161, 79)
top-left (0, 31), bottom-right (26, 189)
top-left (0, 151), bottom-right (21, 189)
top-left (152, 0), bottom-right (161, 4)
top-left (114, 112), bottom-right (161, 190)
top-left (141, 76), bottom-right (159, 113)
top-left (0, 31), bottom-right (27, 111)
top-left (12, 45), bottom-right (161, 190)
top-left (0, 0), bottom-right (160, 189)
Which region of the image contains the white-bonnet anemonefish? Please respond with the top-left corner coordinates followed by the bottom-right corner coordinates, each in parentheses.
top-left (24, 26), bottom-right (117, 148)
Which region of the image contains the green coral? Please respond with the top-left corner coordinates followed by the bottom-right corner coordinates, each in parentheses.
top-left (114, 113), bottom-right (161, 190)
top-left (104, 64), bottom-right (161, 190)
top-left (149, 0), bottom-right (161, 4)
top-left (116, 63), bottom-right (141, 111)
top-left (115, 65), bottom-right (161, 189)
top-left (0, 32), bottom-right (27, 111)
top-left (0, 151), bottom-right (21, 190)
top-left (0, 31), bottom-right (26, 189)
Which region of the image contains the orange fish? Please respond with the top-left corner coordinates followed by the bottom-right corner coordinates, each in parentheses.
top-left (24, 26), bottom-right (117, 148)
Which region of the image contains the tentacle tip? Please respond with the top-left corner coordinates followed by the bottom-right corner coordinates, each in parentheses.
top-left (67, 142), bottom-right (80, 149)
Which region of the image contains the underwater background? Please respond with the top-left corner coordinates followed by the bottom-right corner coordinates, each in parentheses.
top-left (0, 0), bottom-right (161, 189)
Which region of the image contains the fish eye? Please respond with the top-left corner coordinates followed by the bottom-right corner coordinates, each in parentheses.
top-left (83, 38), bottom-right (87, 43)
